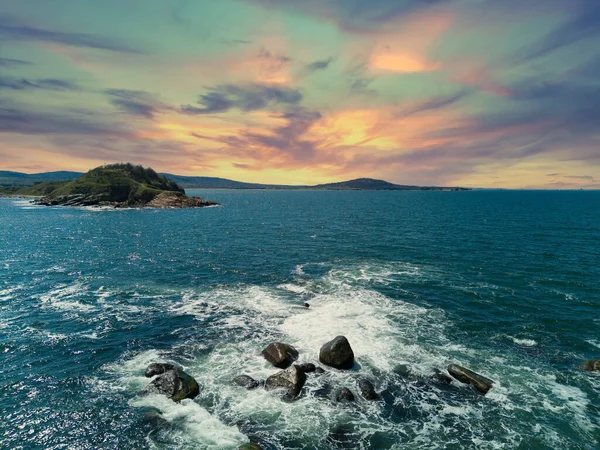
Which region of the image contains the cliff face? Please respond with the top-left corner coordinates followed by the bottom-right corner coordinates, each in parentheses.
top-left (33, 163), bottom-right (217, 208)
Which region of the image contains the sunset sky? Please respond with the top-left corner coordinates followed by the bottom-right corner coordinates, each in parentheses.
top-left (1, 0), bottom-right (599, 188)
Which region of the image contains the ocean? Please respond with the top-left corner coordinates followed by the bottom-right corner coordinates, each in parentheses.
top-left (1, 190), bottom-right (599, 449)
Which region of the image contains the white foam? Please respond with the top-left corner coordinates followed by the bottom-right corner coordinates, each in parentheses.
top-left (38, 282), bottom-right (96, 312)
top-left (587, 340), bottom-right (600, 349)
top-left (292, 264), bottom-right (305, 275)
top-left (130, 395), bottom-right (247, 448)
top-left (508, 337), bottom-right (538, 347)
top-left (99, 262), bottom-right (595, 448)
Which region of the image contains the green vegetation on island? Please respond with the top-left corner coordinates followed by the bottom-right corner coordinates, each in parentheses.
top-left (3, 163), bottom-right (217, 208)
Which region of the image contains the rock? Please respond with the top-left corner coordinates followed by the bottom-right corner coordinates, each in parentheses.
top-left (357, 378), bottom-right (378, 400)
top-left (233, 375), bottom-right (261, 390)
top-left (319, 336), bottom-right (354, 370)
top-left (447, 364), bottom-right (494, 394)
top-left (336, 388), bottom-right (355, 402)
top-left (262, 342), bottom-right (299, 369)
top-left (313, 367), bottom-right (326, 375)
top-left (146, 368), bottom-right (199, 401)
top-left (265, 365), bottom-right (306, 399)
top-left (433, 369), bottom-right (453, 384)
top-left (583, 360), bottom-right (600, 371)
top-left (239, 444), bottom-right (263, 450)
top-left (303, 303), bottom-right (310, 308)
top-left (145, 363), bottom-right (176, 378)
top-left (297, 363), bottom-right (316, 373)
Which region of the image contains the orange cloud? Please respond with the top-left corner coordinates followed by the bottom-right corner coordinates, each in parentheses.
top-left (364, 10), bottom-right (454, 74)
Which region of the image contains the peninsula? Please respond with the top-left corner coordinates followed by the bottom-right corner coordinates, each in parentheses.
top-left (6, 164), bottom-right (217, 208)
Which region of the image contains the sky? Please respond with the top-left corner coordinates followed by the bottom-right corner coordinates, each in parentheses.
top-left (0, 0), bottom-right (599, 188)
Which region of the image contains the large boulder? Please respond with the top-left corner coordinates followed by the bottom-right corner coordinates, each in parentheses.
top-left (145, 363), bottom-right (176, 378)
top-left (233, 375), bottom-right (261, 390)
top-left (447, 364), bottom-right (494, 394)
top-left (357, 378), bottom-right (378, 400)
top-left (265, 365), bottom-right (306, 399)
top-left (146, 368), bottom-right (199, 401)
top-left (583, 360), bottom-right (600, 371)
top-left (262, 342), bottom-right (299, 369)
top-left (319, 336), bottom-right (354, 370)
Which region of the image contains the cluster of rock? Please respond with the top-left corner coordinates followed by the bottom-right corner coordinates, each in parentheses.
top-left (231, 337), bottom-right (370, 404)
top-left (141, 337), bottom-right (502, 450)
top-left (583, 359), bottom-right (600, 372)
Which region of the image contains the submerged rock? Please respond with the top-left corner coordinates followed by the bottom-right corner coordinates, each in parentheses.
top-left (319, 336), bottom-right (355, 370)
top-left (145, 363), bottom-right (176, 378)
top-left (336, 388), bottom-right (355, 402)
top-left (239, 444), bottom-right (263, 450)
top-left (447, 364), bottom-right (494, 394)
top-left (146, 368), bottom-right (199, 401)
top-left (393, 364), bottom-right (414, 379)
top-left (357, 378), bottom-right (378, 400)
top-left (583, 360), bottom-right (600, 371)
top-left (265, 365), bottom-right (306, 399)
top-left (313, 367), bottom-right (326, 375)
top-left (433, 369), bottom-right (453, 384)
top-left (262, 342), bottom-right (299, 369)
top-left (297, 363), bottom-right (316, 373)
top-left (233, 375), bottom-right (261, 390)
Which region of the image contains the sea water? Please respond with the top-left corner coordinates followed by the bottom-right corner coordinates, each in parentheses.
top-left (0, 190), bottom-right (599, 449)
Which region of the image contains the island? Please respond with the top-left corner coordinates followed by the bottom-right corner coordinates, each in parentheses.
top-left (5, 163), bottom-right (217, 208)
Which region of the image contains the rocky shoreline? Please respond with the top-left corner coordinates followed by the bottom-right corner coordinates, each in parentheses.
top-left (34, 191), bottom-right (218, 209)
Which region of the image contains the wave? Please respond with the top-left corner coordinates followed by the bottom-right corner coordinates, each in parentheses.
top-left (103, 261), bottom-right (594, 449)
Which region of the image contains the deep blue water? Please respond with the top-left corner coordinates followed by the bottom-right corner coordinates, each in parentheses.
top-left (1, 190), bottom-right (599, 449)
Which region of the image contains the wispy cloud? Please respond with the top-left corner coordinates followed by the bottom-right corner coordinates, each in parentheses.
top-left (0, 17), bottom-right (144, 53)
top-left (0, 76), bottom-right (79, 91)
top-left (182, 83), bottom-right (302, 114)
top-left (305, 57), bottom-right (334, 72)
top-left (105, 89), bottom-right (171, 119)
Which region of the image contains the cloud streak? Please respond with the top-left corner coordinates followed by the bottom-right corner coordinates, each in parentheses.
top-left (0, 17), bottom-right (144, 53)
top-left (182, 83), bottom-right (303, 114)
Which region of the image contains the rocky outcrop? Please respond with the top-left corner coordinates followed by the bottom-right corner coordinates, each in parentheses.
top-left (233, 375), bottom-right (262, 390)
top-left (145, 363), bottom-right (176, 378)
top-left (146, 368), bottom-right (199, 401)
top-left (447, 364), bottom-right (494, 394)
top-left (319, 336), bottom-right (354, 370)
top-left (583, 360), bottom-right (600, 371)
top-left (336, 388), bottom-right (355, 402)
top-left (146, 192), bottom-right (218, 208)
top-left (265, 365), bottom-right (306, 400)
top-left (261, 342), bottom-right (299, 369)
top-left (357, 378), bottom-right (378, 400)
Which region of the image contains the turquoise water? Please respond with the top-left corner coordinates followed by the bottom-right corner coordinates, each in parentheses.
top-left (1, 190), bottom-right (599, 449)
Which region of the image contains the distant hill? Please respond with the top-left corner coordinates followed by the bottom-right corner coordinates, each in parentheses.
top-left (0, 170), bottom-right (82, 186)
top-left (0, 169), bottom-right (468, 191)
top-left (311, 178), bottom-right (463, 191)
